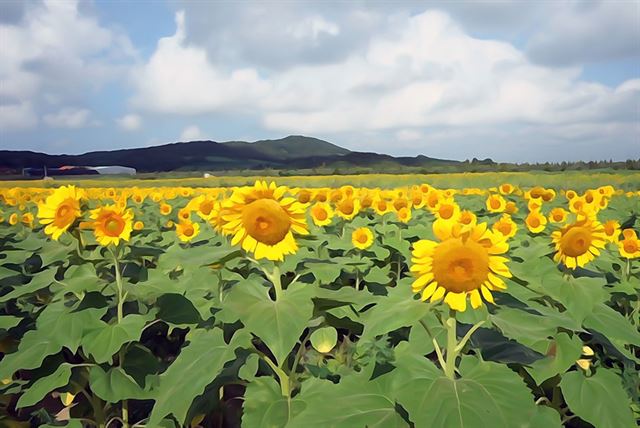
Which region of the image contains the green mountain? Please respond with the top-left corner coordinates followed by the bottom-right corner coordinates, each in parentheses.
top-left (0, 135), bottom-right (462, 174)
top-left (223, 135), bottom-right (350, 159)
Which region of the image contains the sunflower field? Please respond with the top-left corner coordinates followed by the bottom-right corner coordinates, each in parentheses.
top-left (0, 179), bottom-right (639, 428)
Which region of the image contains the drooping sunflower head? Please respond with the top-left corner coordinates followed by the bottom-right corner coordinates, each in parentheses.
top-left (486, 194), bottom-right (506, 213)
top-left (499, 183), bottom-right (515, 195)
top-left (335, 197), bottom-right (360, 220)
top-left (492, 214), bottom-right (517, 239)
top-left (310, 202), bottom-right (333, 227)
top-left (525, 210), bottom-right (547, 234)
top-left (352, 227), bottom-right (374, 250)
top-left (222, 181), bottom-right (308, 261)
top-left (602, 220), bottom-right (620, 242)
top-left (90, 204), bottom-right (134, 247)
top-left (176, 220), bottom-right (200, 243)
top-left (411, 222), bottom-right (511, 312)
top-left (618, 233), bottom-right (640, 259)
top-left (37, 185), bottom-right (83, 240)
top-left (551, 219), bottom-right (606, 268)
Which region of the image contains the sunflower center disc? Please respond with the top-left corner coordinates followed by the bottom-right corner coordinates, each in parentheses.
top-left (432, 238), bottom-right (489, 293)
top-left (562, 227), bottom-right (592, 257)
top-left (105, 216), bottom-right (125, 236)
top-left (243, 199), bottom-right (291, 245)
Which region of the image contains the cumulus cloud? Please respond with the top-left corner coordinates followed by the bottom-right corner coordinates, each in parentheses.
top-left (0, 101), bottom-right (38, 130)
top-left (117, 113), bottom-right (142, 131)
top-left (179, 125), bottom-right (204, 141)
top-left (526, 1), bottom-right (640, 66)
top-left (129, 9), bottom-right (638, 160)
top-left (0, 0), bottom-right (136, 130)
top-left (43, 107), bottom-right (94, 128)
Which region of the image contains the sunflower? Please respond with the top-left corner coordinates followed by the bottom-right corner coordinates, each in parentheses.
top-left (396, 206), bottom-right (412, 223)
top-left (618, 230), bottom-right (640, 259)
top-left (352, 227), bottom-right (374, 250)
top-left (186, 195), bottom-right (216, 220)
top-left (602, 220), bottom-right (620, 242)
top-left (222, 181), bottom-right (308, 261)
top-left (459, 210), bottom-right (477, 228)
top-left (525, 210), bottom-right (547, 234)
top-left (492, 214), bottom-right (517, 239)
top-left (499, 183), bottom-right (515, 195)
top-left (373, 197), bottom-right (391, 216)
top-left (548, 207), bottom-right (568, 224)
top-left (37, 185), bottom-right (83, 240)
top-left (176, 220), bottom-right (200, 242)
top-left (9, 213), bottom-right (19, 226)
top-left (335, 197), bottom-right (360, 220)
top-left (486, 194), bottom-right (506, 213)
top-left (505, 201), bottom-right (518, 214)
top-left (551, 219), bottom-right (606, 268)
top-left (133, 220), bottom-right (144, 231)
top-left (21, 212), bottom-right (34, 228)
top-left (310, 202), bottom-right (334, 226)
top-left (411, 222), bottom-right (511, 312)
top-left (90, 204), bottom-right (134, 247)
top-left (159, 202), bottom-right (172, 216)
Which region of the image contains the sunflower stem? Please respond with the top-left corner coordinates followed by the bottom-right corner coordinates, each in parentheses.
top-left (625, 258), bottom-right (631, 281)
top-left (110, 246), bottom-right (129, 428)
top-left (454, 321), bottom-right (485, 354)
top-left (444, 312), bottom-right (457, 380)
top-left (266, 265), bottom-right (283, 301)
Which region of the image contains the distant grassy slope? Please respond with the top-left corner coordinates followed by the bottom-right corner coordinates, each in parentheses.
top-left (223, 135), bottom-right (350, 159)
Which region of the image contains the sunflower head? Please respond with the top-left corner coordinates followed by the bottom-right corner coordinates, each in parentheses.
top-left (310, 202), bottom-right (333, 227)
top-left (335, 197), bottom-right (360, 220)
top-left (411, 222), bottom-right (511, 312)
top-left (525, 210), bottom-right (547, 234)
top-left (159, 203), bottom-right (172, 216)
top-left (548, 207), bottom-right (568, 224)
top-left (396, 206), bottom-right (412, 223)
top-left (352, 227), bottom-right (374, 250)
top-left (37, 185), bottom-right (83, 240)
top-left (618, 231), bottom-right (640, 259)
top-left (176, 220), bottom-right (200, 242)
top-left (552, 219), bottom-right (606, 268)
top-left (602, 220), bottom-right (620, 242)
top-left (90, 204), bottom-right (134, 247)
top-left (486, 194), bottom-right (506, 213)
top-left (222, 181), bottom-right (308, 261)
top-left (492, 214), bottom-right (517, 239)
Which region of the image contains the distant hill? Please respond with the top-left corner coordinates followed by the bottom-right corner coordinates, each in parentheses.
top-left (0, 135), bottom-right (462, 173)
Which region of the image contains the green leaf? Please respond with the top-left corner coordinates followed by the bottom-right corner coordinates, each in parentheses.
top-left (363, 265), bottom-right (391, 284)
top-left (89, 366), bottom-right (153, 402)
top-left (310, 327), bottom-right (338, 353)
top-left (391, 353), bottom-right (538, 428)
top-left (156, 293), bottom-right (203, 325)
top-left (543, 276), bottom-right (608, 323)
top-left (360, 280), bottom-right (430, 342)
top-left (82, 313), bottom-right (151, 364)
top-left (529, 405), bottom-right (562, 428)
top-left (584, 304), bottom-right (640, 350)
top-left (489, 307), bottom-right (559, 354)
top-left (242, 377), bottom-right (306, 428)
top-left (221, 280), bottom-right (315, 365)
top-left (290, 372), bottom-right (407, 428)
top-left (16, 363), bottom-right (72, 408)
top-left (0, 315), bottom-right (21, 330)
top-left (0, 303), bottom-right (106, 379)
top-left (560, 369), bottom-right (635, 428)
top-left (526, 332), bottom-right (582, 385)
top-left (147, 328), bottom-right (248, 426)
top-left (0, 268), bottom-right (57, 302)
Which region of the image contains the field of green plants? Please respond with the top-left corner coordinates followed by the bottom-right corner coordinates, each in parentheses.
top-left (0, 177), bottom-right (638, 427)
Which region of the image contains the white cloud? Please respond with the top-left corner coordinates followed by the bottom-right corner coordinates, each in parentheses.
top-left (128, 9), bottom-right (638, 160)
top-left (0, 101), bottom-right (38, 130)
top-left (117, 113), bottom-right (142, 131)
top-left (180, 125), bottom-right (204, 141)
top-left (0, 0), bottom-right (136, 130)
top-left (43, 107), bottom-right (93, 128)
top-left (287, 15), bottom-right (340, 40)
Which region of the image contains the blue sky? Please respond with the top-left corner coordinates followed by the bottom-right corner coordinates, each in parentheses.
top-left (0, 0), bottom-right (638, 162)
